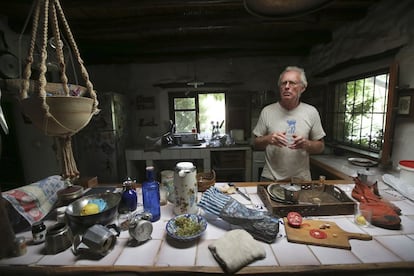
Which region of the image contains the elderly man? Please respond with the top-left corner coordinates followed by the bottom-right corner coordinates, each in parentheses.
top-left (253, 66), bottom-right (326, 181)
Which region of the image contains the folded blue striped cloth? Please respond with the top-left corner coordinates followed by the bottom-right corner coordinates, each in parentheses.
top-left (198, 187), bottom-right (279, 243)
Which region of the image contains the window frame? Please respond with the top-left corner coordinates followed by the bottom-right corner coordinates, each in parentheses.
top-left (168, 90), bottom-right (227, 134)
top-left (325, 64), bottom-right (397, 163)
top-left (168, 91), bottom-right (200, 133)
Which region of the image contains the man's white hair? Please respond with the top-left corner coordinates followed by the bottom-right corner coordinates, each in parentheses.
top-left (278, 66), bottom-right (308, 88)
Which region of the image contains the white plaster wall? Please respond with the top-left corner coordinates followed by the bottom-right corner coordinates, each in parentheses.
top-left (392, 43), bottom-right (414, 164)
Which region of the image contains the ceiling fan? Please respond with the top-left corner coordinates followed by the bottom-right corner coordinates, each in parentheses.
top-left (153, 80), bottom-right (242, 89)
top-left (186, 80), bottom-right (204, 88)
top-left (153, 63), bottom-right (242, 89)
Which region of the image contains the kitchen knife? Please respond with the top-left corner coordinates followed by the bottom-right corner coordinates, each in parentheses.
top-left (229, 183), bottom-right (251, 201)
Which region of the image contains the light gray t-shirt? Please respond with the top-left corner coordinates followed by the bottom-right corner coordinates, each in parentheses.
top-left (253, 102), bottom-right (326, 181)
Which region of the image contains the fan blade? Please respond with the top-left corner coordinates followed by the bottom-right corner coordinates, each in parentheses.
top-left (153, 81), bottom-right (243, 89)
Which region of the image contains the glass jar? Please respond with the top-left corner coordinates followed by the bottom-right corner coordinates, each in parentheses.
top-left (32, 221), bottom-right (46, 244)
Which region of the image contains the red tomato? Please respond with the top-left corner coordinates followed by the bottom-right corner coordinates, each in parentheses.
top-left (309, 229), bottom-right (328, 239)
top-left (287, 212), bottom-right (302, 227)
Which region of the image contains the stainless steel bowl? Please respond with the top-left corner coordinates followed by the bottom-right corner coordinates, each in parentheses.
top-left (65, 192), bottom-right (121, 235)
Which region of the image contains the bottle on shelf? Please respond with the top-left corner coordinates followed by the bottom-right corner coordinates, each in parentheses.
top-left (142, 166), bottom-right (161, 222)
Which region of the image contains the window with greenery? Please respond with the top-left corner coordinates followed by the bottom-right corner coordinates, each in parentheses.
top-left (331, 71), bottom-right (389, 153)
top-left (169, 92), bottom-right (226, 136)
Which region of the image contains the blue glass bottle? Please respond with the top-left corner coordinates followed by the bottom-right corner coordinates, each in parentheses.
top-left (142, 166), bottom-right (160, 222)
top-left (120, 177), bottom-right (137, 213)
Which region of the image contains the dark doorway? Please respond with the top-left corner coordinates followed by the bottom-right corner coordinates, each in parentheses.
top-left (0, 101), bottom-right (24, 191)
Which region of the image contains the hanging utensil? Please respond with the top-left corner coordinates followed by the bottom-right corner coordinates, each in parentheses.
top-left (219, 120), bottom-right (224, 129)
top-left (0, 88), bottom-right (9, 135)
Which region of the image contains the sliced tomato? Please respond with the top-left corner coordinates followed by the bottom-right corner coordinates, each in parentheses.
top-left (287, 212), bottom-right (303, 227)
top-left (309, 229), bottom-right (327, 239)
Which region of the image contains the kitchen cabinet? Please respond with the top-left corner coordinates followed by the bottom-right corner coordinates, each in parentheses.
top-left (226, 92), bottom-right (251, 139)
top-left (310, 158), bottom-right (351, 180)
top-left (210, 149), bottom-right (251, 182)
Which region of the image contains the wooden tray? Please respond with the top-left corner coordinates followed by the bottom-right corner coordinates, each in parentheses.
top-left (257, 183), bottom-right (356, 217)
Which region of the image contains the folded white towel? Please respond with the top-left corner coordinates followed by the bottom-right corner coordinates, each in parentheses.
top-left (208, 229), bottom-right (266, 274)
top-left (383, 174), bottom-right (414, 201)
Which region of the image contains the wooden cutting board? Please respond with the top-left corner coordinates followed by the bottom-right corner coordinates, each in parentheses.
top-left (283, 218), bottom-right (372, 250)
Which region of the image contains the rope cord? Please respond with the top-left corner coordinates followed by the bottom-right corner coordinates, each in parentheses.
top-left (50, 0), bottom-right (69, 96)
top-left (21, 0), bottom-right (41, 100)
top-left (38, 0), bottom-right (50, 114)
top-left (55, 0), bottom-right (99, 115)
top-left (19, 0), bottom-right (99, 179)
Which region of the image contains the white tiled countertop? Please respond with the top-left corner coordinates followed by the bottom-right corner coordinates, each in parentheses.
top-left (310, 154), bottom-right (396, 178)
top-left (1, 181), bottom-right (414, 275)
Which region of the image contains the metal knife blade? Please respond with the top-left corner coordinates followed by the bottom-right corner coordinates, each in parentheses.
top-left (229, 183), bottom-right (251, 201)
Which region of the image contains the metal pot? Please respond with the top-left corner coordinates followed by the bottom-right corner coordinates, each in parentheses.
top-left (45, 222), bottom-right (73, 255)
top-left (357, 168), bottom-right (378, 186)
top-left (282, 184), bottom-right (301, 204)
top-left (81, 224), bottom-right (116, 256)
top-left (57, 184), bottom-right (83, 206)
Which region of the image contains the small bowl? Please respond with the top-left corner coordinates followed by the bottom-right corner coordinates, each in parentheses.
top-left (166, 214), bottom-right (207, 242)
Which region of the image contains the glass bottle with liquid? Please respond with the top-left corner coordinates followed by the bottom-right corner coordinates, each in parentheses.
top-left (120, 177), bottom-right (138, 213)
top-left (286, 119), bottom-right (296, 146)
top-left (142, 166), bottom-right (161, 222)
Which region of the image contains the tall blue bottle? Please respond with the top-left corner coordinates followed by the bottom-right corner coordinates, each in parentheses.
top-left (142, 166), bottom-right (161, 222)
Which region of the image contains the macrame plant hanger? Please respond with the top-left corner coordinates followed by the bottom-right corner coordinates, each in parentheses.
top-left (19, 0), bottom-right (99, 180)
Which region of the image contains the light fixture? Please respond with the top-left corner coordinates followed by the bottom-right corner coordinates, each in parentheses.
top-left (186, 63), bottom-right (204, 88)
top-left (244, 0), bottom-right (334, 18)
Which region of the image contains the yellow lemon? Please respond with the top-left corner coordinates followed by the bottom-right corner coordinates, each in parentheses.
top-left (356, 215), bottom-right (367, 225)
top-left (81, 203), bottom-right (100, 216)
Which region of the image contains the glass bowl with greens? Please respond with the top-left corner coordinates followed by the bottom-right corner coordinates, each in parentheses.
top-left (166, 214), bottom-right (207, 242)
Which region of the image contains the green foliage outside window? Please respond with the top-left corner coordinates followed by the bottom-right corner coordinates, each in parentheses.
top-left (172, 93), bottom-right (225, 134)
top-left (333, 73), bottom-right (388, 152)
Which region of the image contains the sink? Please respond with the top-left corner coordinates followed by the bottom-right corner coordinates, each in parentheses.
top-left (166, 143), bottom-right (207, 149)
top-left (181, 143), bottom-right (202, 147)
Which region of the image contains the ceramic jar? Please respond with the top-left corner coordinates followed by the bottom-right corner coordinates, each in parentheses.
top-left (173, 162), bottom-right (198, 215)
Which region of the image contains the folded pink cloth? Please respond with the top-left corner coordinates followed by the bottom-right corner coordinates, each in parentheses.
top-left (2, 175), bottom-right (65, 225)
